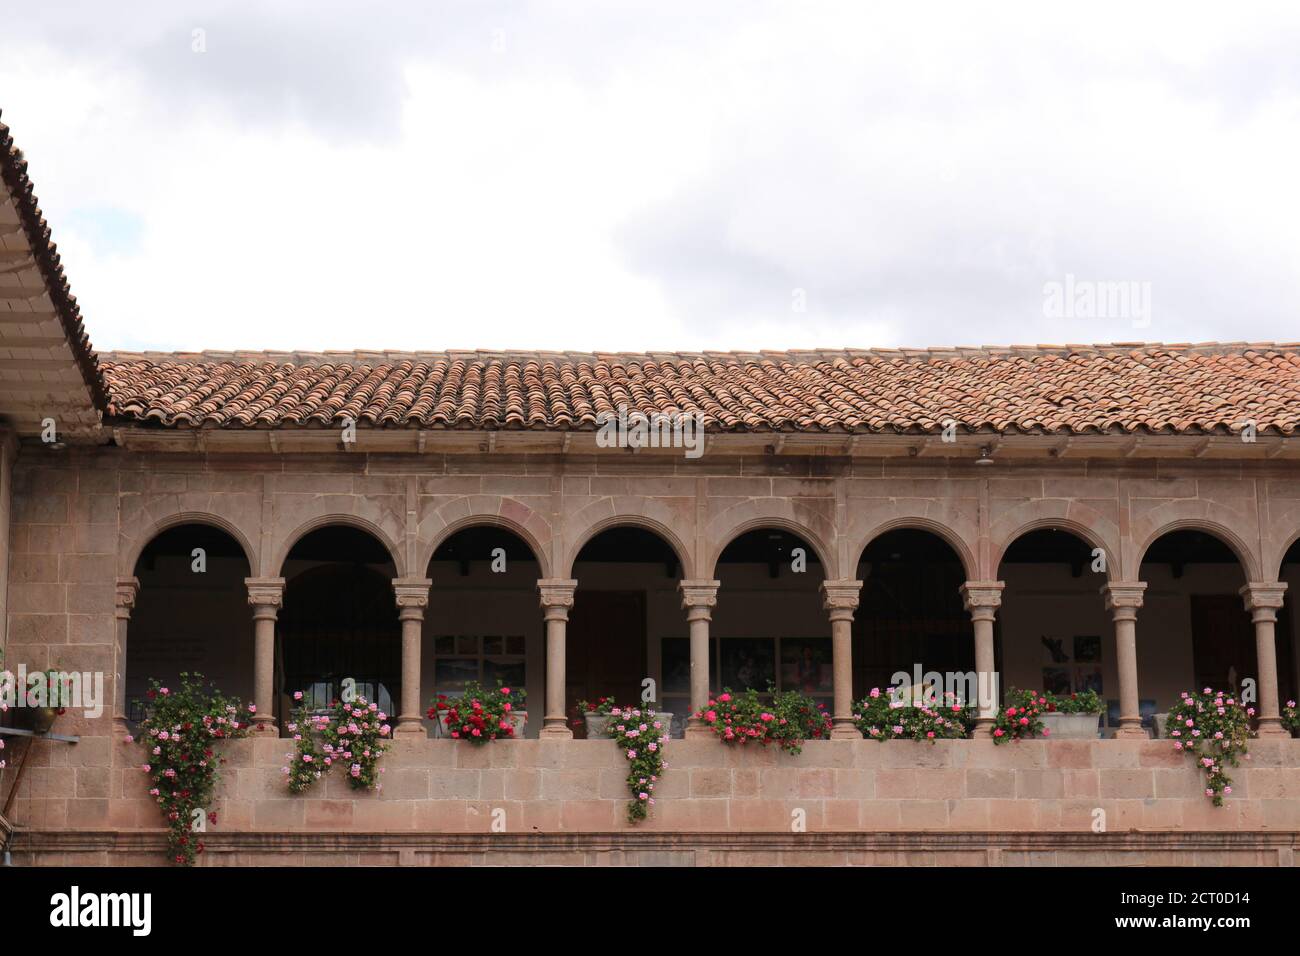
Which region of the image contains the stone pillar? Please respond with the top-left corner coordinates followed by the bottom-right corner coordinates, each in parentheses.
top-left (1103, 582), bottom-right (1147, 739)
top-left (393, 577), bottom-right (432, 736)
top-left (537, 579), bottom-right (578, 738)
top-left (821, 579), bottom-right (863, 740)
top-left (960, 582), bottom-right (1004, 735)
top-left (679, 579), bottom-right (719, 737)
top-left (245, 577), bottom-right (285, 735)
top-left (112, 577), bottom-right (140, 737)
top-left (1240, 582), bottom-right (1289, 737)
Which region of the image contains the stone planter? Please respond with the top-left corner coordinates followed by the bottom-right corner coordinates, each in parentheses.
top-left (584, 713), bottom-right (614, 738)
top-left (436, 709), bottom-right (527, 739)
top-left (1040, 711), bottom-right (1100, 739)
top-left (585, 711), bottom-right (674, 739)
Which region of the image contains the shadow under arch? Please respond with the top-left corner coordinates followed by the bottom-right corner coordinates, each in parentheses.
top-left (563, 513), bottom-right (695, 581)
top-left (853, 527), bottom-right (973, 697)
top-left (125, 522), bottom-right (255, 723)
top-left (1135, 519), bottom-right (1260, 582)
top-left (275, 514), bottom-right (406, 579)
top-left (278, 523), bottom-right (401, 723)
top-left (852, 517), bottom-right (976, 583)
top-left (425, 512), bottom-right (551, 580)
top-left (124, 511), bottom-right (258, 579)
top-left (992, 517), bottom-right (1116, 583)
top-left (707, 516), bottom-right (834, 581)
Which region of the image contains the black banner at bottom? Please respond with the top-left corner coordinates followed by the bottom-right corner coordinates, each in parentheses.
top-left (0, 864), bottom-right (1282, 938)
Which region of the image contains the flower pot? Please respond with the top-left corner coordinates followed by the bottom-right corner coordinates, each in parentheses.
top-left (584, 713), bottom-right (613, 738)
top-left (1040, 711), bottom-right (1100, 739)
top-left (436, 709), bottom-right (527, 739)
top-left (1153, 713), bottom-right (1169, 739)
top-left (587, 711), bottom-right (673, 740)
top-left (18, 706), bottom-right (60, 734)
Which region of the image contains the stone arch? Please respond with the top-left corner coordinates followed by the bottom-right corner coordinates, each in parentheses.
top-left (562, 504), bottom-right (695, 579)
top-left (421, 505), bottom-right (554, 579)
top-left (123, 511), bottom-right (259, 578)
top-left (706, 503), bottom-right (838, 580)
top-left (1134, 516), bottom-right (1261, 582)
top-left (275, 514), bottom-right (406, 577)
top-left (1270, 526), bottom-right (1300, 581)
top-left (850, 516), bottom-right (977, 581)
top-left (990, 509), bottom-right (1121, 582)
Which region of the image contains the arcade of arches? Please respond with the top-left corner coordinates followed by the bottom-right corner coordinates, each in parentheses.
top-left (120, 519), bottom-right (1300, 741)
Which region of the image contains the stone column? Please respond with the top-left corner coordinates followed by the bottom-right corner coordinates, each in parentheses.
top-left (393, 577), bottom-right (432, 736)
top-left (537, 579), bottom-right (578, 738)
top-left (821, 579), bottom-right (863, 740)
top-left (1102, 582), bottom-right (1147, 738)
top-left (960, 582), bottom-right (1004, 735)
top-left (245, 577), bottom-right (285, 735)
top-left (1240, 582), bottom-right (1289, 737)
top-left (112, 577), bottom-right (140, 737)
top-left (679, 579), bottom-right (720, 737)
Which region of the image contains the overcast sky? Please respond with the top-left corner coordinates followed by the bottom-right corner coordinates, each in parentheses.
top-left (2, 1), bottom-right (1298, 353)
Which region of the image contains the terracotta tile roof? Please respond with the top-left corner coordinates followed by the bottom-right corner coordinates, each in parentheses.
top-left (0, 116), bottom-right (108, 413)
top-left (99, 344), bottom-right (1300, 436)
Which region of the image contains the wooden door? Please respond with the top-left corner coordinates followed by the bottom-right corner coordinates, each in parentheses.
top-left (566, 591), bottom-right (646, 737)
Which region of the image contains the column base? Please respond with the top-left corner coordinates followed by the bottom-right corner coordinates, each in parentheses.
top-left (539, 718), bottom-right (573, 739)
top-left (1255, 718), bottom-right (1291, 738)
top-left (830, 717), bottom-right (860, 740)
top-left (685, 718), bottom-right (713, 739)
top-left (1114, 720), bottom-right (1148, 739)
top-left (393, 720), bottom-right (427, 737)
top-left (112, 716), bottom-right (134, 740)
top-left (249, 717), bottom-right (280, 736)
top-left (972, 718), bottom-right (996, 738)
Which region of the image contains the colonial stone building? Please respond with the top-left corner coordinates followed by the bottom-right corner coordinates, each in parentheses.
top-left (1, 119), bottom-right (1297, 866)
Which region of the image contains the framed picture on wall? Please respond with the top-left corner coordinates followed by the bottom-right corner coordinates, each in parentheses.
top-left (720, 638), bottom-right (776, 692)
top-left (780, 638), bottom-right (833, 695)
top-left (1040, 635), bottom-right (1070, 665)
top-left (1074, 666), bottom-right (1103, 695)
top-left (1073, 635), bottom-right (1102, 663)
top-left (1042, 667), bottom-right (1072, 695)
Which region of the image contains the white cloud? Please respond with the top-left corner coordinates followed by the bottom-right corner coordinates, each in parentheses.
top-left (2, 1), bottom-right (1298, 352)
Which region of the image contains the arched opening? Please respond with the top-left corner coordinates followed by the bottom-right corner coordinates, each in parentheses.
top-left (1277, 539), bottom-right (1300, 710)
top-left (279, 526), bottom-right (398, 724)
top-left (854, 529), bottom-right (971, 698)
top-left (707, 528), bottom-right (827, 711)
top-left (1140, 529), bottom-right (1276, 715)
top-left (127, 523), bottom-right (253, 723)
top-left (426, 526), bottom-right (542, 737)
top-left (997, 528), bottom-right (1109, 728)
top-left (570, 526), bottom-right (683, 736)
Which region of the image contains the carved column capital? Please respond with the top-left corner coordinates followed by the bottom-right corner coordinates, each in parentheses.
top-left (1102, 582), bottom-right (1146, 618)
top-left (821, 579), bottom-right (862, 620)
top-left (393, 577), bottom-right (432, 611)
top-left (1241, 581), bottom-right (1287, 621)
top-left (960, 581), bottom-right (1004, 619)
top-left (115, 576), bottom-right (140, 620)
top-left (679, 579), bottom-right (720, 619)
top-left (246, 576), bottom-right (285, 618)
top-left (538, 578), bottom-right (578, 620)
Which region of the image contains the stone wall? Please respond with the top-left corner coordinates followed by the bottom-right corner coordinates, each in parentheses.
top-left (5, 444), bottom-right (1300, 865)
top-left (6, 737), bottom-right (1299, 866)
